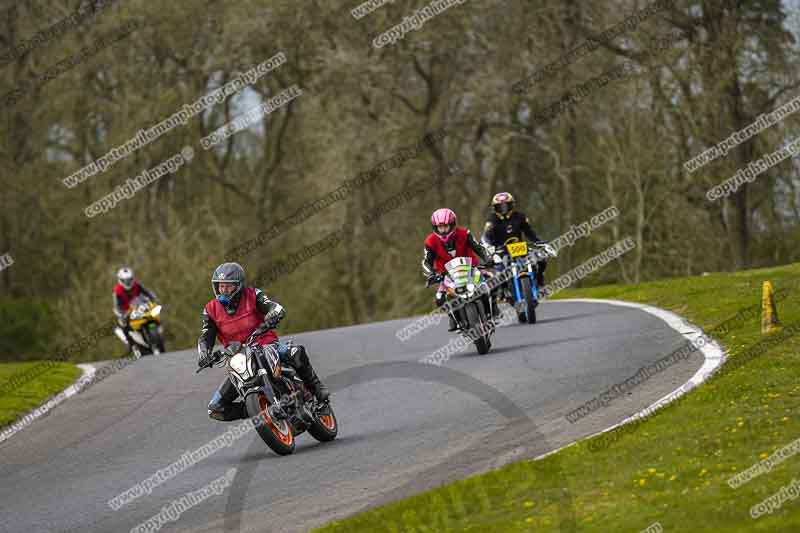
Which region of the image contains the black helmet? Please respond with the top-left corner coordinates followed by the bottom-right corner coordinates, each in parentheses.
top-left (212, 262), bottom-right (245, 305)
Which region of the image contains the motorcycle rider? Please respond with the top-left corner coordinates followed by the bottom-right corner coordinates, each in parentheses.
top-left (197, 262), bottom-right (329, 422)
top-left (421, 208), bottom-right (493, 331)
top-left (481, 192), bottom-right (549, 287)
top-left (113, 267), bottom-right (160, 352)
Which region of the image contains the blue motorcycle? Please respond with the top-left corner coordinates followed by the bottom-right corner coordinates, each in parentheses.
top-left (491, 240), bottom-right (555, 324)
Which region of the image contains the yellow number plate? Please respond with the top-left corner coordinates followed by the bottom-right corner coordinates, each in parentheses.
top-left (507, 242), bottom-right (528, 257)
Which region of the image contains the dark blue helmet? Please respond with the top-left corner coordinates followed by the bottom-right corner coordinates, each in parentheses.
top-left (212, 262), bottom-right (245, 305)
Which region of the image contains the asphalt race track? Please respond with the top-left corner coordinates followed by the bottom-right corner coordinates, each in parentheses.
top-left (0, 300), bottom-right (707, 533)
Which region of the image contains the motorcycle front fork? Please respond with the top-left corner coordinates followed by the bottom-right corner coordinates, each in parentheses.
top-left (528, 263), bottom-right (540, 300)
top-left (509, 264), bottom-right (539, 310)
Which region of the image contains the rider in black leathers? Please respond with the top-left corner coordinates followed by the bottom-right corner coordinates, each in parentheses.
top-left (481, 192), bottom-right (548, 287)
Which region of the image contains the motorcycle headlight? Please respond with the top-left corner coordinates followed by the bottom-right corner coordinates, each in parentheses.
top-left (467, 283), bottom-right (476, 293)
top-left (151, 305), bottom-right (162, 317)
top-left (229, 353), bottom-right (252, 379)
top-left (130, 310), bottom-right (142, 320)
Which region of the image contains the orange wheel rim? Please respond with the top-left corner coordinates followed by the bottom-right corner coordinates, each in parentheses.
top-left (319, 414), bottom-right (336, 431)
top-left (258, 395), bottom-right (293, 445)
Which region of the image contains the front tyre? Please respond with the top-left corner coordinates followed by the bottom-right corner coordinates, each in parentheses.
top-left (307, 402), bottom-right (338, 442)
top-left (520, 276), bottom-right (537, 324)
top-left (147, 328), bottom-right (165, 354)
top-left (245, 391), bottom-right (295, 456)
top-left (465, 303), bottom-right (490, 355)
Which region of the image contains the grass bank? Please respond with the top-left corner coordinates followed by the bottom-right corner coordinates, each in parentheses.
top-left (0, 361), bottom-right (82, 429)
top-left (313, 263), bottom-right (800, 532)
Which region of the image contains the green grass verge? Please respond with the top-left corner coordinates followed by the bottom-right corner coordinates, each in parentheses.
top-left (313, 263), bottom-right (800, 532)
top-left (0, 361), bottom-right (82, 429)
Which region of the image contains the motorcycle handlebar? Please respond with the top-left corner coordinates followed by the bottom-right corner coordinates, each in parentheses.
top-left (196, 349), bottom-right (227, 373)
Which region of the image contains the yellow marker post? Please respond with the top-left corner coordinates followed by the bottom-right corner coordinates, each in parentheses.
top-left (762, 281), bottom-right (783, 334)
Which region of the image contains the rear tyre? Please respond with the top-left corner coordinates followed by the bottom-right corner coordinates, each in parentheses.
top-left (307, 402), bottom-right (338, 442)
top-left (466, 303), bottom-right (490, 355)
top-left (245, 391), bottom-right (295, 456)
top-left (520, 276), bottom-right (537, 324)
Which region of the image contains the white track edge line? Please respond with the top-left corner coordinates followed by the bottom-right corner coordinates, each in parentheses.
top-left (531, 298), bottom-right (726, 462)
top-left (0, 363), bottom-right (97, 445)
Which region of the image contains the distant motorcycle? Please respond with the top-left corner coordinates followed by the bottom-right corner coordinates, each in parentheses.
top-left (196, 324), bottom-right (338, 456)
top-left (492, 240), bottom-right (556, 324)
top-left (429, 256), bottom-right (496, 355)
top-left (115, 295), bottom-right (165, 356)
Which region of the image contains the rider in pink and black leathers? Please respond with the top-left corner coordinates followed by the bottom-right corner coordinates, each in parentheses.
top-left (421, 208), bottom-right (492, 330)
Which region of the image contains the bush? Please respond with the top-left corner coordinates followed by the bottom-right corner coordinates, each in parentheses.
top-left (0, 298), bottom-right (58, 361)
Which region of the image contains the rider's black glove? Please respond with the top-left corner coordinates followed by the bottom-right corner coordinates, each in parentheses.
top-left (198, 350), bottom-right (221, 369)
top-left (530, 241), bottom-right (552, 260)
top-left (426, 273), bottom-right (443, 287)
top-left (198, 354), bottom-right (213, 369)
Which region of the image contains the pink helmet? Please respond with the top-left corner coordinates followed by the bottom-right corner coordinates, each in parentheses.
top-left (431, 208), bottom-right (457, 242)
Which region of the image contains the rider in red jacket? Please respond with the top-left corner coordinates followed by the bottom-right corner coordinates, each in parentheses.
top-left (113, 267), bottom-right (159, 352)
top-left (197, 262), bottom-right (328, 421)
top-left (421, 208), bottom-right (491, 330)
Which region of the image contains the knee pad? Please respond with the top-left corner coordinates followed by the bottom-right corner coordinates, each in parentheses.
top-left (435, 293), bottom-right (446, 307)
top-left (289, 345), bottom-right (310, 369)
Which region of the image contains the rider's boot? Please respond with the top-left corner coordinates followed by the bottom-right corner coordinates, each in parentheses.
top-left (448, 313), bottom-right (458, 332)
top-left (291, 345), bottom-right (329, 402)
top-left (491, 294), bottom-right (501, 317)
top-left (536, 260), bottom-right (547, 289)
top-left (114, 325), bottom-right (131, 349)
top-left (120, 327), bottom-right (139, 356)
top-left (306, 370), bottom-right (330, 402)
top-left (208, 377), bottom-right (247, 421)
